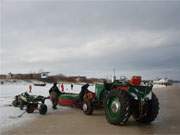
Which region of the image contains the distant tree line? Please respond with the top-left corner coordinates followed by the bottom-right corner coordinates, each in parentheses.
top-left (0, 73), bottom-right (104, 83)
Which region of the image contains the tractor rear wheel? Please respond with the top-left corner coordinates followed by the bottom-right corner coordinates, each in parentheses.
top-left (82, 101), bottom-right (93, 115)
top-left (12, 100), bottom-right (19, 107)
top-left (131, 93), bottom-right (159, 123)
top-left (19, 100), bottom-right (25, 110)
top-left (104, 90), bottom-right (130, 125)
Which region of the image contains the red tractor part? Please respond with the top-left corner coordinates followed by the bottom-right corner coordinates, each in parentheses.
top-left (129, 76), bottom-right (142, 86)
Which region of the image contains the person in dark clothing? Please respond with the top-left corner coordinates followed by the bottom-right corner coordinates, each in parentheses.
top-left (79, 83), bottom-right (89, 103)
top-left (71, 84), bottom-right (73, 90)
top-left (49, 82), bottom-right (62, 109)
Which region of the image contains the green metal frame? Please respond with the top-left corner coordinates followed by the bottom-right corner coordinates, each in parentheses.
top-left (95, 81), bottom-right (153, 102)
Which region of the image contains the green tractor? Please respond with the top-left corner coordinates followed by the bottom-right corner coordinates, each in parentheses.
top-left (50, 75), bottom-right (159, 125)
top-left (95, 76), bottom-right (159, 125)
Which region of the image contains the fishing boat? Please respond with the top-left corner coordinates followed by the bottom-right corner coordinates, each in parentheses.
top-left (33, 83), bottom-right (46, 86)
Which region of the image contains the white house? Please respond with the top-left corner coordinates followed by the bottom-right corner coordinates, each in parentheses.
top-left (40, 72), bottom-right (49, 79)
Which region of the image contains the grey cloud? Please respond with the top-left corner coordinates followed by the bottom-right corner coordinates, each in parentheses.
top-left (4, 1), bottom-right (180, 31)
top-left (1, 0), bottom-right (180, 79)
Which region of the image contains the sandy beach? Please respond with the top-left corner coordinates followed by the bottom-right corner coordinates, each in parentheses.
top-left (1, 85), bottom-right (180, 135)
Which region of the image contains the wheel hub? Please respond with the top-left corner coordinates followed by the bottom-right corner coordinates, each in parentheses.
top-left (111, 99), bottom-right (121, 113)
top-left (83, 103), bottom-right (88, 111)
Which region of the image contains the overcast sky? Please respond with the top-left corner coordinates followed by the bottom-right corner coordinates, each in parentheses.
top-left (1, 0), bottom-right (180, 79)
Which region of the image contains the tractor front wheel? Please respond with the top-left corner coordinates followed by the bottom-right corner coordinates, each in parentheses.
top-left (39, 104), bottom-right (47, 115)
top-left (104, 90), bottom-right (130, 125)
